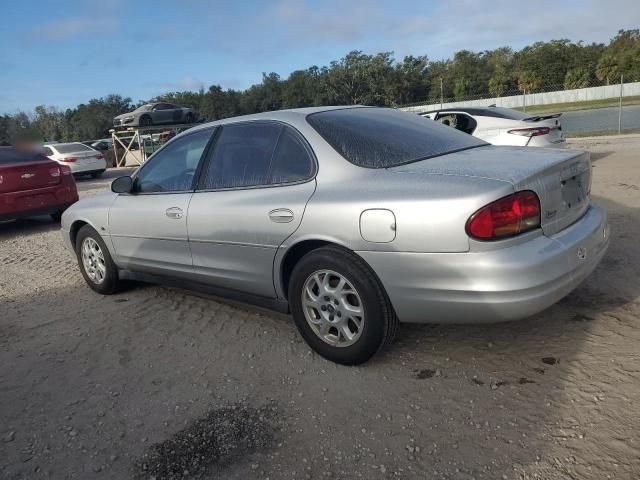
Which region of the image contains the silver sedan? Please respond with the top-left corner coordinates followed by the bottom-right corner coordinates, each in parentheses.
top-left (61, 107), bottom-right (609, 364)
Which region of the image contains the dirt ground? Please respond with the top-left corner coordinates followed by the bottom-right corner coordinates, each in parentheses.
top-left (1, 137), bottom-right (639, 480)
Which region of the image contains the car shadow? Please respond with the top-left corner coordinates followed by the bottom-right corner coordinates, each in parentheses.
top-left (0, 216), bottom-right (60, 240)
top-left (589, 151), bottom-right (615, 162)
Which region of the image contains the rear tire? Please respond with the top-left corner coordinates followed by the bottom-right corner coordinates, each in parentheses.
top-left (288, 246), bottom-right (398, 365)
top-left (90, 170), bottom-right (104, 179)
top-left (75, 225), bottom-right (120, 294)
top-left (50, 211), bottom-right (63, 223)
top-left (185, 113), bottom-right (195, 124)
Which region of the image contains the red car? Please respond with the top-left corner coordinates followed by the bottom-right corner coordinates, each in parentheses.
top-left (0, 147), bottom-right (79, 222)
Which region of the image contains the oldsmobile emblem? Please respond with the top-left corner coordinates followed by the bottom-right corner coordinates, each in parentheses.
top-left (577, 246), bottom-right (587, 260)
top-left (21, 173), bottom-right (35, 179)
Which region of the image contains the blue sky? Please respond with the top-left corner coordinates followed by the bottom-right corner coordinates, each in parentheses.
top-left (1, 0), bottom-right (639, 113)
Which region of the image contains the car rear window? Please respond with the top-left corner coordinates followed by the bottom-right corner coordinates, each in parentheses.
top-left (480, 107), bottom-right (531, 120)
top-left (306, 107), bottom-right (486, 168)
top-left (0, 147), bottom-right (51, 165)
top-left (53, 143), bottom-right (94, 154)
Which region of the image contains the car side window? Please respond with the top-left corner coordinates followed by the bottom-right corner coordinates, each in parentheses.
top-left (42, 147), bottom-right (54, 156)
top-left (269, 127), bottom-right (314, 184)
top-left (135, 128), bottom-right (212, 193)
top-left (202, 122), bottom-right (281, 189)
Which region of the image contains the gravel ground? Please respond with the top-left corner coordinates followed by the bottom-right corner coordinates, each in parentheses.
top-left (1, 138), bottom-right (639, 480)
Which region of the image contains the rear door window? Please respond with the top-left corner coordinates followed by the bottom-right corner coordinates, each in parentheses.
top-left (269, 127), bottom-right (315, 184)
top-left (0, 148), bottom-right (52, 165)
top-left (307, 107), bottom-right (486, 169)
top-left (201, 122), bottom-right (281, 189)
top-left (52, 143), bottom-right (94, 154)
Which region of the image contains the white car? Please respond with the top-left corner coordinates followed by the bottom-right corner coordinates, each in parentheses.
top-left (42, 143), bottom-right (107, 177)
top-left (420, 107), bottom-right (566, 147)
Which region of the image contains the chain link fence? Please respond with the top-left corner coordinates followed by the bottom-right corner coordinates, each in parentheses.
top-left (400, 76), bottom-right (640, 136)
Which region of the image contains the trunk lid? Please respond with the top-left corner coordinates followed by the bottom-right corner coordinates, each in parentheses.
top-left (523, 113), bottom-right (564, 143)
top-left (0, 152), bottom-right (62, 193)
top-left (389, 145), bottom-right (591, 236)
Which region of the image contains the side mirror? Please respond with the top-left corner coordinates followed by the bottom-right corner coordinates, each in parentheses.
top-left (111, 175), bottom-right (134, 194)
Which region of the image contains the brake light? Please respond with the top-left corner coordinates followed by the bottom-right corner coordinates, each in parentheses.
top-left (507, 127), bottom-right (551, 137)
top-left (95, 154), bottom-right (104, 160)
top-left (49, 167), bottom-right (61, 177)
top-left (60, 157), bottom-right (78, 163)
top-left (60, 165), bottom-right (73, 175)
top-left (466, 191), bottom-right (541, 241)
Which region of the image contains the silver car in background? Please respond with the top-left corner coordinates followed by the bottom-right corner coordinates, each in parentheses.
top-left (113, 102), bottom-right (197, 128)
top-left (61, 107), bottom-right (608, 364)
top-left (421, 106), bottom-right (566, 147)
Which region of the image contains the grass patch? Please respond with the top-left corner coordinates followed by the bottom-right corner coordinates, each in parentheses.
top-left (513, 95), bottom-right (640, 114)
top-left (565, 128), bottom-right (640, 138)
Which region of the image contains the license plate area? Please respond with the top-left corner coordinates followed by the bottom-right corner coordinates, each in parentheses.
top-left (561, 170), bottom-right (589, 209)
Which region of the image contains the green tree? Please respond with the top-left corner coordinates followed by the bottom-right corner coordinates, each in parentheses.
top-left (597, 30), bottom-right (640, 82)
top-left (488, 74), bottom-right (509, 97)
top-left (564, 67), bottom-right (591, 89)
top-left (516, 70), bottom-right (542, 92)
top-left (596, 54), bottom-right (620, 85)
top-left (453, 77), bottom-right (468, 98)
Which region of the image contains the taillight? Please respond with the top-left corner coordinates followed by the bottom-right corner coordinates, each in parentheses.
top-left (60, 157), bottom-right (78, 162)
top-left (95, 154), bottom-right (104, 160)
top-left (466, 191), bottom-right (541, 241)
top-left (49, 167), bottom-right (61, 177)
top-left (507, 127), bottom-right (551, 137)
top-left (60, 165), bottom-right (73, 175)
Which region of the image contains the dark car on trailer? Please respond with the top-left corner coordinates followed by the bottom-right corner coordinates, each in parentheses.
top-left (113, 103), bottom-right (197, 128)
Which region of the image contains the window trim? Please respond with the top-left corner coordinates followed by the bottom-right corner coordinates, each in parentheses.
top-left (195, 120), bottom-right (318, 193)
top-left (129, 126), bottom-right (216, 196)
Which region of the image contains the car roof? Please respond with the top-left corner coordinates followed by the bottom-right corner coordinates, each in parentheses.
top-left (189, 105), bottom-right (365, 132)
top-left (419, 106), bottom-right (530, 120)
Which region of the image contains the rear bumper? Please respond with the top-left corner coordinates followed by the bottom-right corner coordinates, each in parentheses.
top-left (527, 136), bottom-right (567, 148)
top-left (0, 183), bottom-right (78, 222)
top-left (63, 159), bottom-right (107, 174)
top-left (357, 203), bottom-right (608, 324)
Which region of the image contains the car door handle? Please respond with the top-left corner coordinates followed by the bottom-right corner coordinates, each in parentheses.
top-left (165, 207), bottom-right (184, 219)
top-left (269, 208), bottom-right (294, 223)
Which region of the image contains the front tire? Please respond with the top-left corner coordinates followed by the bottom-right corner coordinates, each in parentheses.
top-left (75, 225), bottom-right (120, 294)
top-left (139, 115), bottom-right (152, 127)
top-left (289, 246), bottom-right (398, 365)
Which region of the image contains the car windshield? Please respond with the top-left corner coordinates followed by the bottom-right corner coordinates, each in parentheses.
top-left (134, 104), bottom-right (153, 112)
top-left (0, 147), bottom-right (51, 165)
top-left (53, 143), bottom-right (94, 154)
top-left (307, 107), bottom-right (487, 169)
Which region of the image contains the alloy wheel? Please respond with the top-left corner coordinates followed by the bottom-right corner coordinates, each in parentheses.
top-left (81, 237), bottom-right (106, 284)
top-left (301, 269), bottom-right (365, 347)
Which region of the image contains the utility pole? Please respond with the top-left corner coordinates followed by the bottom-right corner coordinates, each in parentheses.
top-left (440, 77), bottom-right (444, 110)
top-left (618, 74), bottom-right (624, 134)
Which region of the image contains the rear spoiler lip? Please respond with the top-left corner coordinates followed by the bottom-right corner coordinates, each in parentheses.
top-left (522, 113), bottom-right (563, 122)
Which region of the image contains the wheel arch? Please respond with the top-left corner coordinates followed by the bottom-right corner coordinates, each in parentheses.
top-left (69, 219), bottom-right (89, 249)
top-left (277, 237), bottom-right (382, 302)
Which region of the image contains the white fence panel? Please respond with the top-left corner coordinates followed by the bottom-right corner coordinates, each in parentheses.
top-left (400, 82), bottom-right (640, 113)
